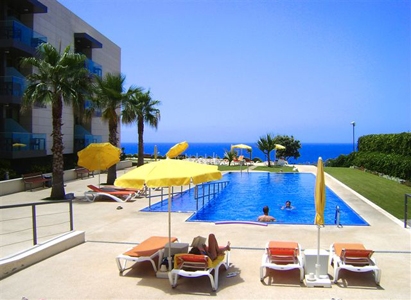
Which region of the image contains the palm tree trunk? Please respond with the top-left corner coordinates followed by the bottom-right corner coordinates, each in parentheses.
top-left (267, 151), bottom-right (272, 167)
top-left (106, 119), bottom-right (118, 185)
top-left (50, 95), bottom-right (66, 199)
top-left (137, 117), bottom-right (145, 167)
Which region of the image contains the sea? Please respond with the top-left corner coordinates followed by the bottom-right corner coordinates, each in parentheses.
top-left (120, 142), bottom-right (353, 165)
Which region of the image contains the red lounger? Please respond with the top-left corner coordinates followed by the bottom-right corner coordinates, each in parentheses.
top-left (84, 184), bottom-right (137, 203)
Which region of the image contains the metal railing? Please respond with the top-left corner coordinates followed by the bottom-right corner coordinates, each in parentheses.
top-left (405, 193), bottom-right (410, 228)
top-left (145, 181), bottom-right (229, 212)
top-left (194, 181), bottom-right (229, 211)
top-left (0, 131), bottom-right (47, 151)
top-left (0, 20), bottom-right (47, 48)
top-left (146, 186), bottom-right (187, 209)
top-left (0, 200), bottom-right (73, 247)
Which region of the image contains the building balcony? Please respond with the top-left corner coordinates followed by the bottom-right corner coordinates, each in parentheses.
top-left (0, 20), bottom-right (47, 55)
top-left (85, 58), bottom-right (102, 77)
top-left (74, 134), bottom-right (102, 153)
top-left (0, 132), bottom-right (47, 159)
top-left (0, 76), bottom-right (25, 105)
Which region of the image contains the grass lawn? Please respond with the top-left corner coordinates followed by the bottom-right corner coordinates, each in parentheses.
top-left (325, 167), bottom-right (411, 220)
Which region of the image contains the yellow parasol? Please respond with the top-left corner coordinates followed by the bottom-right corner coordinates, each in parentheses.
top-left (77, 142), bottom-right (121, 186)
top-left (114, 158), bottom-right (222, 270)
top-left (275, 144), bottom-right (285, 150)
top-left (166, 141), bottom-right (189, 158)
top-left (314, 157), bottom-right (326, 278)
top-left (13, 143), bottom-right (27, 147)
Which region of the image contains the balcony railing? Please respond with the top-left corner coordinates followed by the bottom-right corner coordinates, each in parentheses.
top-left (0, 20), bottom-right (47, 49)
top-left (74, 134), bottom-right (102, 152)
top-left (0, 76), bottom-right (26, 97)
top-left (85, 58), bottom-right (102, 77)
top-left (0, 132), bottom-right (47, 159)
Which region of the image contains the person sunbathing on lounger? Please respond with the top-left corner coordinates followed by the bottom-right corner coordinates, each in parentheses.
top-left (189, 234), bottom-right (230, 260)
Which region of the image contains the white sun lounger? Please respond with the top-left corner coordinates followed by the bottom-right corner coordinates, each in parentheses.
top-left (116, 236), bottom-right (178, 274)
top-left (330, 243), bottom-right (381, 285)
top-left (260, 241), bottom-right (304, 282)
top-left (169, 251), bottom-right (231, 291)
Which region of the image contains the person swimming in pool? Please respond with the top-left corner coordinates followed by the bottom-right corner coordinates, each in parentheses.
top-left (281, 200), bottom-right (295, 210)
top-left (257, 206), bottom-right (276, 222)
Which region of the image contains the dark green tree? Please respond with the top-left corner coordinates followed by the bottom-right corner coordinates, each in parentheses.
top-left (257, 133), bottom-right (277, 167)
top-left (273, 135), bottom-right (301, 161)
top-left (122, 89), bottom-right (161, 167)
top-left (223, 150), bottom-right (237, 166)
top-left (92, 73), bottom-right (134, 184)
top-left (21, 43), bottom-right (91, 199)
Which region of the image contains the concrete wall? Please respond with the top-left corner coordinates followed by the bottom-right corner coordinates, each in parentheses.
top-left (0, 231), bottom-right (85, 280)
top-left (0, 160), bottom-right (132, 196)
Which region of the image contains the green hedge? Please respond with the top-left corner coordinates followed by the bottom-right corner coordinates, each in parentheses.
top-left (327, 132), bottom-right (411, 180)
top-left (358, 132), bottom-right (411, 156)
top-left (328, 152), bottom-right (411, 180)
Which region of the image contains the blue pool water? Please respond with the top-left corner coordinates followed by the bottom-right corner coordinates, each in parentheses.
top-left (141, 172), bottom-right (368, 226)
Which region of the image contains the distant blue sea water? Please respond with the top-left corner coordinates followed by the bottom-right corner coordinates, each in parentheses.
top-left (121, 142), bottom-right (352, 165)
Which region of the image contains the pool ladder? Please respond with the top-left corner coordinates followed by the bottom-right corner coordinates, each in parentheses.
top-left (194, 181), bottom-right (229, 211)
top-left (334, 205), bottom-right (343, 228)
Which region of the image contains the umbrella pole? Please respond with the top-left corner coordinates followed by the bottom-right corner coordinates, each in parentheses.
top-left (316, 225), bottom-right (321, 278)
top-left (167, 187), bottom-right (172, 271)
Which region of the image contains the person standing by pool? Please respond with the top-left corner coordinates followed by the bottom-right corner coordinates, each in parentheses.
top-left (281, 200), bottom-right (295, 210)
top-left (257, 206), bottom-right (276, 222)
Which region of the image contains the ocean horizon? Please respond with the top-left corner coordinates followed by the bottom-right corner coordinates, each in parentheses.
top-left (121, 142), bottom-right (353, 165)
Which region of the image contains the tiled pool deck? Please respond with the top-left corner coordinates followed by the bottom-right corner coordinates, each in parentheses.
top-left (0, 165), bottom-right (410, 299)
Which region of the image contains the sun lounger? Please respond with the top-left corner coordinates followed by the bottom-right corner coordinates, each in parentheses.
top-left (84, 184), bottom-right (137, 203)
top-left (116, 236), bottom-right (178, 274)
top-left (330, 243), bottom-right (381, 285)
top-left (169, 251), bottom-right (231, 291)
top-left (260, 241), bottom-right (304, 282)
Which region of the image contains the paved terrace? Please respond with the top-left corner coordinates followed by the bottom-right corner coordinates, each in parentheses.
top-left (0, 165), bottom-right (410, 299)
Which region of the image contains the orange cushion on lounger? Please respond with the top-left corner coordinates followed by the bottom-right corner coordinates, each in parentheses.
top-left (176, 254), bottom-right (208, 263)
top-left (269, 248), bottom-right (296, 256)
top-left (124, 236), bottom-right (177, 257)
top-left (334, 243), bottom-right (366, 257)
top-left (342, 249), bottom-right (373, 259)
top-left (268, 241), bottom-right (299, 255)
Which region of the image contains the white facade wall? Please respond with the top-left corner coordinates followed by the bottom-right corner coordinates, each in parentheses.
top-left (29, 0), bottom-right (121, 154)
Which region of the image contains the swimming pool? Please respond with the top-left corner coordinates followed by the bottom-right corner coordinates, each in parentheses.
top-left (141, 172), bottom-right (368, 226)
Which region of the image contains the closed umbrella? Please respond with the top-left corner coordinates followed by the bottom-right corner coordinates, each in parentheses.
top-left (77, 142), bottom-right (121, 186)
top-left (314, 157), bottom-right (326, 278)
top-left (114, 158), bottom-right (222, 270)
top-left (166, 141), bottom-right (189, 158)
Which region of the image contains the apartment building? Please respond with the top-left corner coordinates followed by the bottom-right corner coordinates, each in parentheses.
top-left (0, 0), bottom-right (121, 160)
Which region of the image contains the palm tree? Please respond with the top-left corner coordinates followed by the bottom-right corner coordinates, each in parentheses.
top-left (21, 43), bottom-right (90, 199)
top-left (223, 150), bottom-right (237, 166)
top-left (92, 73), bottom-right (133, 184)
top-left (257, 133), bottom-right (277, 167)
top-left (122, 89), bottom-right (161, 167)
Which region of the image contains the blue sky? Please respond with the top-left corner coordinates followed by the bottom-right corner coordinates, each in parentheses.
top-left (58, 0), bottom-right (410, 143)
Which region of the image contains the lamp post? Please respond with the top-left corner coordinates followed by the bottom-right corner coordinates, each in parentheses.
top-left (351, 121), bottom-right (356, 152)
